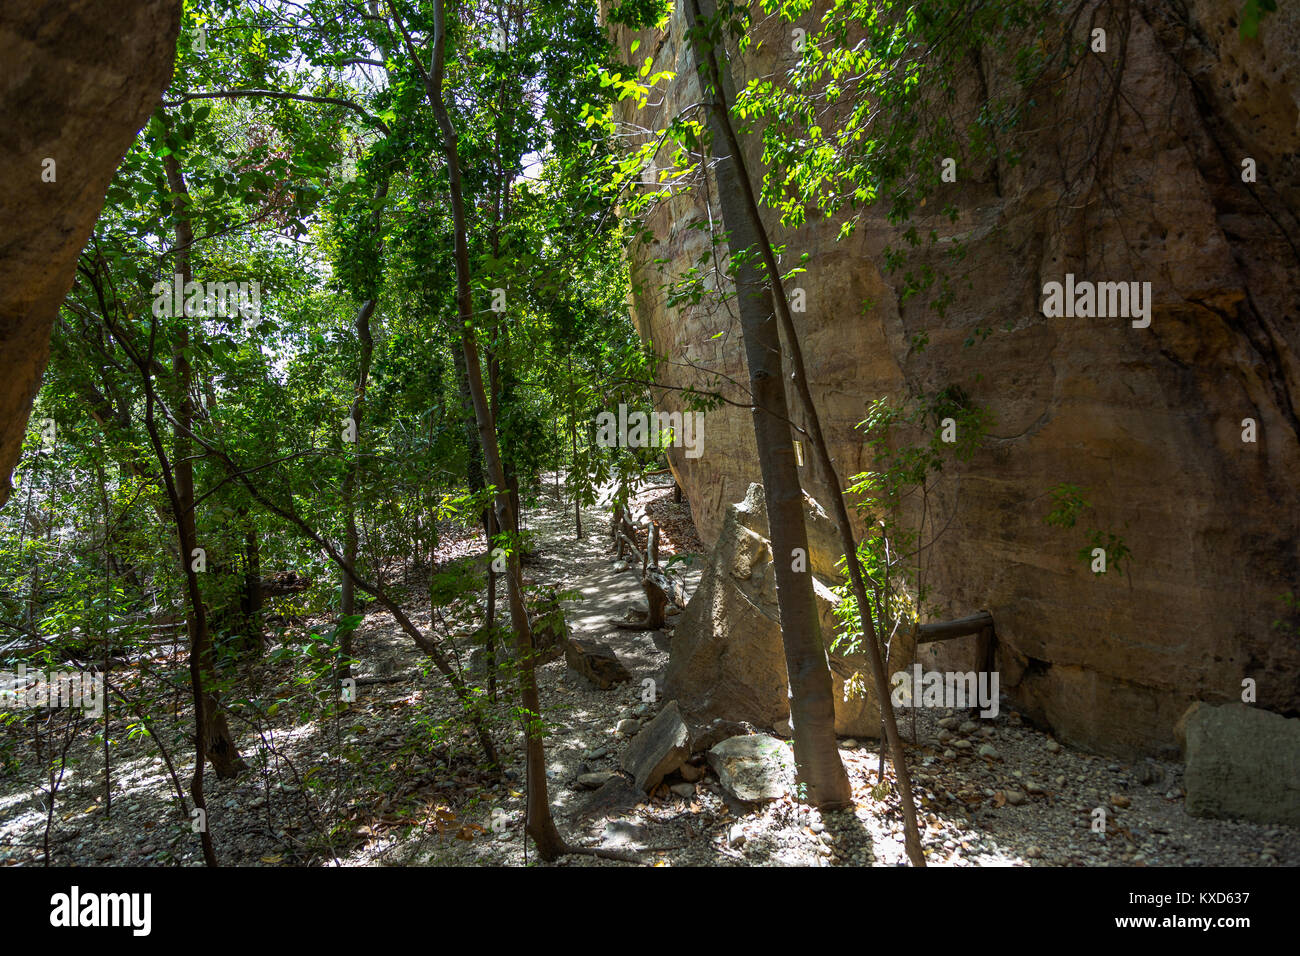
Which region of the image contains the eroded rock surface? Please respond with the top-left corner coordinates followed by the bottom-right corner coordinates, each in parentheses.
top-left (612, 1), bottom-right (1300, 756)
top-left (0, 0), bottom-right (182, 505)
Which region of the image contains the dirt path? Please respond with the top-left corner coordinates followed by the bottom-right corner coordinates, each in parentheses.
top-left (2, 480), bottom-right (1296, 868)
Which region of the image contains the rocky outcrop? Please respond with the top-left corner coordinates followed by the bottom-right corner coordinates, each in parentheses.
top-left (665, 483), bottom-right (908, 737)
top-left (1183, 702), bottom-right (1300, 825)
top-left (610, 1), bottom-right (1300, 757)
top-left (0, 1), bottom-right (183, 506)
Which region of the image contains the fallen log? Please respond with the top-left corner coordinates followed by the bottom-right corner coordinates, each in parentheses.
top-left (914, 611), bottom-right (997, 692)
top-left (915, 611), bottom-right (995, 644)
top-left (610, 505), bottom-right (687, 631)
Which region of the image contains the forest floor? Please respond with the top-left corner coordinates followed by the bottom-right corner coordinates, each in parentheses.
top-left (0, 480), bottom-right (1296, 867)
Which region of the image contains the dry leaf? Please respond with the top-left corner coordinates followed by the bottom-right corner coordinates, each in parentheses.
top-left (456, 824), bottom-right (485, 841)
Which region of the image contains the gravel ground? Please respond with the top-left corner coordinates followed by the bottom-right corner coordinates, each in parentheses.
top-left (2, 484), bottom-right (1295, 867)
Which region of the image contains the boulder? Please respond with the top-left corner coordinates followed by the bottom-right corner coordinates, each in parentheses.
top-left (0, 1), bottom-right (184, 506)
top-left (564, 638), bottom-right (631, 689)
top-left (619, 700), bottom-right (689, 792)
top-left (664, 484), bottom-right (899, 736)
top-left (707, 734), bottom-right (795, 802)
top-left (1184, 703), bottom-right (1300, 825)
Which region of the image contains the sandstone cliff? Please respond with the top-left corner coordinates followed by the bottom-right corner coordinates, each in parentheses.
top-left (0, 0), bottom-right (182, 506)
top-left (609, 0), bottom-right (1300, 757)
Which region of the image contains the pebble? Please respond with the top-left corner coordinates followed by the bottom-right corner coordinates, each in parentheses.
top-left (729, 824), bottom-right (747, 847)
top-left (954, 739), bottom-right (972, 751)
top-left (615, 719), bottom-right (640, 735)
top-left (1046, 739), bottom-right (1061, 753)
top-left (938, 717), bottom-right (959, 730)
top-left (959, 720), bottom-right (978, 735)
top-left (670, 783), bottom-right (695, 799)
top-left (978, 743), bottom-right (999, 759)
top-left (1027, 846), bottom-right (1043, 858)
top-left (1005, 790), bottom-right (1027, 806)
top-left (840, 739), bottom-right (858, 749)
top-left (1111, 793), bottom-right (1131, 809)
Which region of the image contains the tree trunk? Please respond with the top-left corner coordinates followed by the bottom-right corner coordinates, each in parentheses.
top-left (685, 0), bottom-right (925, 862)
top-left (340, 296), bottom-right (377, 680)
top-left (162, 150), bottom-right (245, 784)
top-left (569, 351), bottom-right (582, 539)
top-left (685, 0), bottom-right (850, 811)
top-left (418, 0), bottom-right (566, 859)
top-left (240, 522), bottom-right (264, 654)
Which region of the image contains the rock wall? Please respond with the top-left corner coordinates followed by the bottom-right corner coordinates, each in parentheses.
top-left (609, 0), bottom-right (1300, 757)
top-left (0, 0), bottom-right (182, 506)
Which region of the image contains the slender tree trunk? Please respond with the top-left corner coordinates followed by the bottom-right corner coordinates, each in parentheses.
top-left (339, 175), bottom-right (388, 678)
top-left (484, 506), bottom-right (498, 703)
top-left (162, 150), bottom-right (245, 784)
top-left (242, 526), bottom-right (262, 651)
top-left (569, 351), bottom-right (582, 540)
top-left (685, 0), bottom-right (851, 811)
top-left (93, 442), bottom-right (112, 816)
top-left (685, 0), bottom-right (925, 862)
top-left (452, 323), bottom-right (498, 698)
top-left (340, 296), bottom-right (377, 680)
top-left (417, 0), bottom-right (566, 859)
top-left (116, 300), bottom-right (222, 865)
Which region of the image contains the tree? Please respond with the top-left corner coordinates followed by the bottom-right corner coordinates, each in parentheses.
top-left (684, 0), bottom-right (852, 811)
